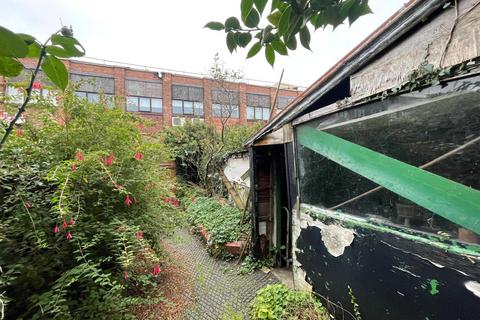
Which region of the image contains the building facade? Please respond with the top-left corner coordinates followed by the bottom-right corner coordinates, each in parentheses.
top-left (0, 58), bottom-right (301, 132)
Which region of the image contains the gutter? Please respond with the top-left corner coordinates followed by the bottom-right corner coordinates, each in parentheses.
top-left (245, 0), bottom-right (449, 147)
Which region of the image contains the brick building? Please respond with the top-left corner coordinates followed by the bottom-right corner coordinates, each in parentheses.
top-left (0, 58), bottom-right (301, 131)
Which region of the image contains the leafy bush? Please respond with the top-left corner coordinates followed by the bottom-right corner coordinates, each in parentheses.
top-left (0, 88), bottom-right (178, 319)
top-left (186, 197), bottom-right (249, 244)
top-left (163, 121), bottom-right (262, 196)
top-left (251, 284), bottom-right (329, 320)
top-left (237, 255), bottom-right (273, 275)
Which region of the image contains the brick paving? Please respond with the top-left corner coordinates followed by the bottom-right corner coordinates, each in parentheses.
top-left (164, 229), bottom-right (279, 320)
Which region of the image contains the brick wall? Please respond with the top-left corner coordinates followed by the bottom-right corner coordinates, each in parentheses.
top-left (1, 59), bottom-right (302, 132)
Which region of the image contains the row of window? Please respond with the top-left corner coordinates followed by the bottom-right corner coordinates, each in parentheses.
top-left (127, 96), bottom-right (163, 113)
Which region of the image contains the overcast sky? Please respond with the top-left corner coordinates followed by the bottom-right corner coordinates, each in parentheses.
top-left (2, 0), bottom-right (405, 88)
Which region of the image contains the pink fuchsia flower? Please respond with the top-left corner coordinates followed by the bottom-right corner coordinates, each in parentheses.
top-left (102, 153), bottom-right (115, 166)
top-left (24, 201), bottom-right (31, 209)
top-left (124, 271), bottom-right (129, 280)
top-left (69, 218), bottom-right (75, 226)
top-left (125, 194), bottom-right (132, 206)
top-left (134, 151), bottom-right (144, 161)
top-left (16, 128), bottom-right (24, 137)
top-left (75, 151), bottom-right (84, 161)
top-left (32, 82), bottom-right (42, 90)
top-left (71, 164), bottom-right (78, 171)
top-left (62, 219), bottom-right (68, 229)
top-left (53, 224), bottom-right (60, 234)
top-left (135, 231), bottom-right (144, 240)
top-left (66, 231), bottom-right (72, 240)
top-left (152, 265), bottom-right (161, 276)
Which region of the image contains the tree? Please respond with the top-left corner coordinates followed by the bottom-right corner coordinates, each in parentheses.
top-left (0, 25), bottom-right (85, 149)
top-left (205, 0), bottom-right (372, 66)
top-left (209, 53), bottom-right (244, 142)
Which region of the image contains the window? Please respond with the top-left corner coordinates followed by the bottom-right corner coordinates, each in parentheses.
top-left (277, 96), bottom-right (295, 109)
top-left (172, 85), bottom-right (204, 117)
top-left (127, 96), bottom-right (163, 113)
top-left (247, 93), bottom-right (271, 121)
top-left (297, 79), bottom-right (480, 244)
top-left (213, 103), bottom-right (239, 118)
top-left (212, 89), bottom-right (240, 118)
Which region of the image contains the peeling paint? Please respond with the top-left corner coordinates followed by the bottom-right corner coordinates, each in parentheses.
top-left (465, 281), bottom-right (480, 298)
top-left (319, 224), bottom-right (355, 257)
top-left (392, 266), bottom-right (421, 278)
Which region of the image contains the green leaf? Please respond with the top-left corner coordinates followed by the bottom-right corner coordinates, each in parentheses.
top-left (0, 26), bottom-right (28, 58)
top-left (45, 45), bottom-right (71, 58)
top-left (237, 32), bottom-right (252, 48)
top-left (278, 6), bottom-right (292, 36)
top-left (247, 42), bottom-right (262, 58)
top-left (226, 32), bottom-right (237, 53)
top-left (26, 42), bottom-right (42, 58)
top-left (245, 9), bottom-right (261, 28)
top-left (41, 55), bottom-right (68, 90)
top-left (16, 33), bottom-right (36, 45)
top-left (204, 21), bottom-right (225, 31)
top-left (241, 0), bottom-right (255, 23)
top-left (50, 34), bottom-right (85, 57)
top-left (299, 26), bottom-right (311, 50)
top-left (340, 0), bottom-right (356, 20)
top-left (348, 1), bottom-right (373, 25)
top-left (271, 40), bottom-right (288, 55)
top-left (267, 10), bottom-right (282, 27)
top-left (310, 13), bottom-right (326, 30)
top-left (0, 56), bottom-right (24, 77)
top-left (265, 44), bottom-right (275, 66)
top-left (254, 0), bottom-right (268, 14)
top-left (225, 17), bottom-right (241, 31)
top-left (285, 35), bottom-right (297, 50)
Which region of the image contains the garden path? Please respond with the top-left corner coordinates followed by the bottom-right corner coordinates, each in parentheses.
top-left (164, 229), bottom-right (279, 320)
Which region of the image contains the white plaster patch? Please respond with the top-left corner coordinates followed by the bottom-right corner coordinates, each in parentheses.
top-left (465, 281), bottom-right (480, 299)
top-left (319, 224), bottom-right (355, 257)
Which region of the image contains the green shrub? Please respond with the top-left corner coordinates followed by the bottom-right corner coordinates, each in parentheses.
top-left (251, 284), bottom-right (330, 320)
top-left (0, 88), bottom-right (178, 318)
top-left (186, 197), bottom-right (249, 244)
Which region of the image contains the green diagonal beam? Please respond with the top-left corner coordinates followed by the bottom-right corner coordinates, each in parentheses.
top-left (297, 126), bottom-right (480, 235)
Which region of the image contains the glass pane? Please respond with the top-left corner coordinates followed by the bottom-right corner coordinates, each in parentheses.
top-left (247, 106), bottom-right (255, 120)
top-left (255, 107), bottom-right (263, 120)
top-left (126, 96), bottom-right (139, 112)
top-left (183, 101), bottom-right (193, 114)
top-left (262, 108), bottom-right (270, 120)
top-left (172, 100), bottom-right (183, 114)
top-left (194, 102), bottom-right (203, 116)
top-left (231, 106), bottom-right (239, 118)
top-left (88, 93), bottom-right (100, 103)
top-left (75, 91), bottom-right (87, 99)
top-left (139, 97), bottom-right (150, 112)
top-left (151, 98), bottom-right (162, 113)
top-left (212, 104), bottom-right (221, 117)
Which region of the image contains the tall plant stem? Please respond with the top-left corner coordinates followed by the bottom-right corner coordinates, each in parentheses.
top-left (0, 47), bottom-right (47, 150)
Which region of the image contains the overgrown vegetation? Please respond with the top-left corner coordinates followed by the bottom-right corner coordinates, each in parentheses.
top-left (163, 121), bottom-right (262, 196)
top-left (187, 197), bottom-right (249, 245)
top-left (0, 89), bottom-right (178, 319)
top-left (251, 284), bottom-right (329, 320)
top-left (238, 255), bottom-right (273, 275)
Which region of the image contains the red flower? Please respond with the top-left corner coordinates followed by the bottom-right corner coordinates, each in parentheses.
top-left (124, 271), bottom-right (129, 280)
top-left (125, 194), bottom-right (132, 206)
top-left (62, 219), bottom-right (68, 229)
top-left (152, 265), bottom-right (161, 275)
top-left (16, 128), bottom-right (24, 137)
top-left (53, 224), bottom-right (59, 234)
top-left (134, 151), bottom-right (144, 161)
top-left (75, 151), bottom-right (84, 161)
top-left (135, 231), bottom-right (144, 240)
top-left (102, 153), bottom-right (115, 166)
top-left (24, 201), bottom-right (31, 209)
top-left (69, 218), bottom-right (75, 226)
top-left (32, 82), bottom-right (42, 90)
top-left (71, 164), bottom-right (77, 171)
top-left (66, 231), bottom-right (72, 240)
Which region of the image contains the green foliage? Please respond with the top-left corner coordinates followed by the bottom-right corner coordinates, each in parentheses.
top-left (251, 284), bottom-right (329, 320)
top-left (186, 197), bottom-right (249, 245)
top-left (205, 0), bottom-right (372, 65)
top-left (0, 88), bottom-right (177, 318)
top-left (348, 285), bottom-right (363, 320)
top-left (238, 255), bottom-right (273, 275)
top-left (163, 121), bottom-right (262, 196)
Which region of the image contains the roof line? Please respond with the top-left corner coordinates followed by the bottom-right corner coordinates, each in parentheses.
top-left (246, 0), bottom-right (448, 146)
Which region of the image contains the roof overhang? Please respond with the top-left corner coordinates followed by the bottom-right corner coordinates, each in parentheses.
top-left (246, 0), bottom-right (448, 147)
